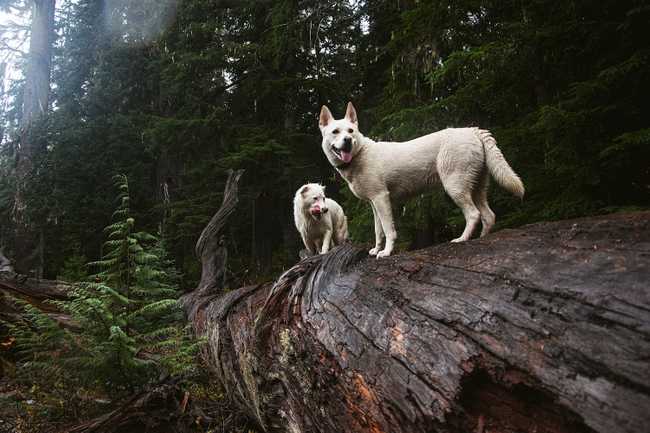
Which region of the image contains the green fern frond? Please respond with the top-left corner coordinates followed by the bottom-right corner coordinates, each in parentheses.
top-left (10, 174), bottom-right (201, 403)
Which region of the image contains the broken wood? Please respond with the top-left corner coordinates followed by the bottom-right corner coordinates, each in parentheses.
top-left (57, 377), bottom-right (247, 433)
top-left (183, 200), bottom-right (650, 433)
top-left (62, 379), bottom-right (185, 433)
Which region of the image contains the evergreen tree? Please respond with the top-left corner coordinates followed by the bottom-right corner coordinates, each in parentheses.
top-left (6, 174), bottom-right (199, 418)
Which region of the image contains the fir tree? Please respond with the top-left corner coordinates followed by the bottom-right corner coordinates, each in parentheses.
top-left (6, 174), bottom-right (200, 417)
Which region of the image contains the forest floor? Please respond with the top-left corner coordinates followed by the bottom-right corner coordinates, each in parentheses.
top-left (0, 355), bottom-right (257, 433)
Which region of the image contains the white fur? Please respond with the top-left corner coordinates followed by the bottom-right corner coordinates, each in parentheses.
top-left (294, 183), bottom-right (349, 255)
top-left (319, 102), bottom-right (524, 258)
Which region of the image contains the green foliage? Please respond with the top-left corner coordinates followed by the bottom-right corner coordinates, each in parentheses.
top-left (57, 252), bottom-right (88, 282)
top-left (5, 175), bottom-right (201, 419)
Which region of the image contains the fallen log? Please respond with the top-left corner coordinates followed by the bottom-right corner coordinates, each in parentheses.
top-left (0, 249), bottom-right (70, 317)
top-left (0, 249), bottom-right (69, 297)
top-left (183, 175), bottom-right (650, 433)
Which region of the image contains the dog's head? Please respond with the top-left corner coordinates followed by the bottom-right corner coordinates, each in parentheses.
top-left (319, 102), bottom-right (362, 168)
top-left (295, 183), bottom-right (329, 220)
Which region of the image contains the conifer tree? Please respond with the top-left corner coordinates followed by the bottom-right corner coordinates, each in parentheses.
top-left (6, 174), bottom-right (200, 415)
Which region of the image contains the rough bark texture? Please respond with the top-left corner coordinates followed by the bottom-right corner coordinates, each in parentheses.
top-left (192, 169), bottom-right (244, 299)
top-left (183, 209), bottom-right (650, 433)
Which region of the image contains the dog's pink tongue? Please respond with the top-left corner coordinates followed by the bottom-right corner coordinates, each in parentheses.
top-left (340, 151), bottom-right (352, 163)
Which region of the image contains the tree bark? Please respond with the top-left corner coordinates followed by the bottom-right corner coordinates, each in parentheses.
top-left (20, 0), bottom-right (55, 132)
top-left (183, 209), bottom-right (650, 433)
top-left (14, 0), bottom-right (56, 276)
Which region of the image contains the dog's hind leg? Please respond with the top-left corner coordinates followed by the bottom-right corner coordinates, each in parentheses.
top-left (472, 172), bottom-right (496, 237)
top-left (368, 201), bottom-right (385, 256)
top-left (449, 190), bottom-right (481, 242)
top-left (443, 175), bottom-right (481, 243)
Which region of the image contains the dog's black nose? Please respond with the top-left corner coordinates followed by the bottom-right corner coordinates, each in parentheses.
top-left (342, 137), bottom-right (352, 151)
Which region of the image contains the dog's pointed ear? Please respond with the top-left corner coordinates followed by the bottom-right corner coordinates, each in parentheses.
top-left (319, 106), bottom-right (333, 129)
top-left (300, 185), bottom-right (309, 195)
top-left (345, 101), bottom-right (358, 125)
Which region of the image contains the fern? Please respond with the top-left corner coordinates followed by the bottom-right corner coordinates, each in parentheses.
top-left (5, 174), bottom-right (202, 416)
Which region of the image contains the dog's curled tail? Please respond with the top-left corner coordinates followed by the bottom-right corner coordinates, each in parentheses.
top-left (477, 129), bottom-right (525, 199)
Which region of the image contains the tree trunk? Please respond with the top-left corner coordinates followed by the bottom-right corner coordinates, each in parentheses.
top-left (183, 207), bottom-right (650, 433)
top-left (20, 0), bottom-right (55, 132)
top-left (14, 0), bottom-right (56, 276)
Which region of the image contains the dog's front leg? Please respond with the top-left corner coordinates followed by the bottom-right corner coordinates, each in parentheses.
top-left (301, 233), bottom-right (316, 256)
top-left (372, 192), bottom-right (396, 258)
top-left (369, 201), bottom-right (384, 256)
top-left (321, 230), bottom-right (332, 254)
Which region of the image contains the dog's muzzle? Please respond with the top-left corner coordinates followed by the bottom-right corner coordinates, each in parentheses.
top-left (332, 137), bottom-right (353, 163)
top-left (342, 137), bottom-right (352, 152)
top-left (310, 205), bottom-right (328, 216)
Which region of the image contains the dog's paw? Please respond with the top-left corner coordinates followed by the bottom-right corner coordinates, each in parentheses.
top-left (376, 249), bottom-right (392, 258)
top-left (369, 247), bottom-right (380, 256)
top-left (450, 237), bottom-right (466, 243)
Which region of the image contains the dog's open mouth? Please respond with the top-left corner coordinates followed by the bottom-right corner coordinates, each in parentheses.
top-left (309, 205), bottom-right (329, 221)
top-left (332, 146), bottom-right (353, 163)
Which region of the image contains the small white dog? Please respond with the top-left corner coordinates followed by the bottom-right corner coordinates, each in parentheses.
top-left (319, 102), bottom-right (524, 258)
top-left (293, 183), bottom-right (348, 255)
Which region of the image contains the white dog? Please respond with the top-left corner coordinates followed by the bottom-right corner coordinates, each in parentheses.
top-left (318, 102), bottom-right (524, 258)
top-left (294, 183), bottom-right (348, 255)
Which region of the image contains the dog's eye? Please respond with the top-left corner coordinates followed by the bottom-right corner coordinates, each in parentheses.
top-left (313, 196), bottom-right (318, 201)
top-left (348, 128), bottom-right (354, 133)
top-left (332, 129), bottom-right (340, 134)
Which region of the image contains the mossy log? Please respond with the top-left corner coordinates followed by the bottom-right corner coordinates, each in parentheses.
top-left (182, 170), bottom-right (650, 433)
